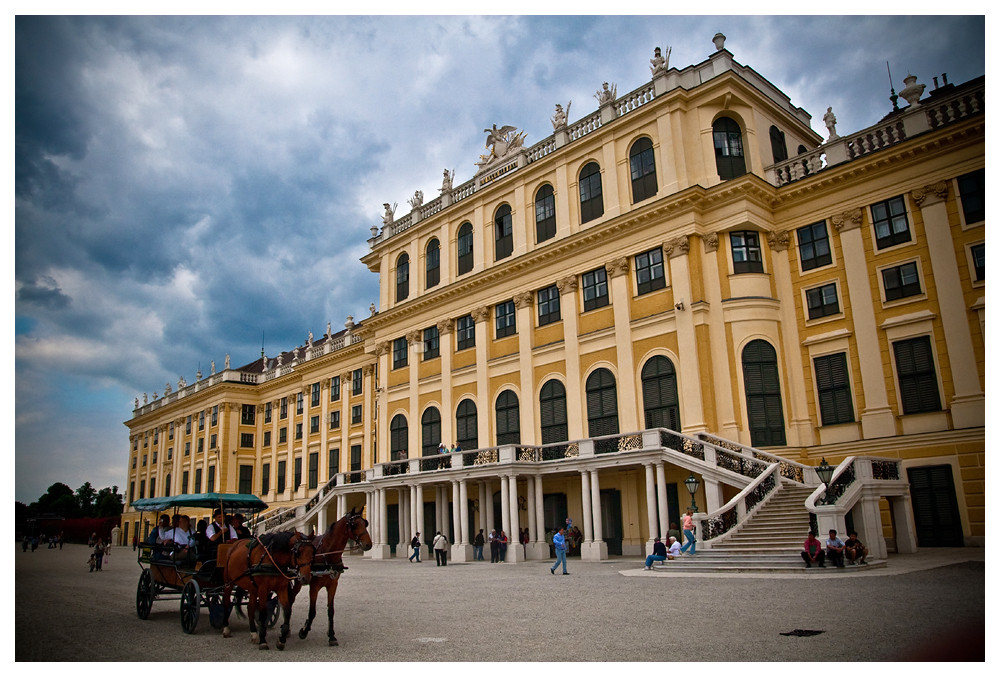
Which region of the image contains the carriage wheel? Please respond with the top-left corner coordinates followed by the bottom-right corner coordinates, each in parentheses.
top-left (136, 570), bottom-right (154, 620)
top-left (267, 592), bottom-right (280, 628)
top-left (180, 580), bottom-right (201, 634)
top-left (208, 594), bottom-right (226, 629)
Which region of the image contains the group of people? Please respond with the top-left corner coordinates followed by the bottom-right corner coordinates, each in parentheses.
top-left (436, 443), bottom-right (464, 454)
top-left (407, 530), bottom-right (454, 566)
top-left (802, 529), bottom-right (868, 568)
top-left (146, 509), bottom-right (252, 564)
top-left (407, 527), bottom-right (532, 565)
top-left (22, 531), bottom-right (66, 552)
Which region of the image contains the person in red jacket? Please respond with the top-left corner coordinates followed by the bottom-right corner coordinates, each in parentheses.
top-left (801, 530), bottom-right (826, 568)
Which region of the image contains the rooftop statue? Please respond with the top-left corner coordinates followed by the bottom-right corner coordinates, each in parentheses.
top-left (595, 82), bottom-right (617, 105)
top-left (178, 376), bottom-right (186, 388)
top-left (225, 353), bottom-right (230, 369)
top-left (823, 107), bottom-right (839, 141)
top-left (551, 102), bottom-right (571, 130)
top-left (382, 202), bottom-right (397, 226)
top-left (475, 124), bottom-right (527, 173)
top-left (650, 46), bottom-right (671, 75)
top-left (440, 169), bottom-right (454, 193)
top-left (210, 359), bottom-right (216, 375)
top-left (408, 190), bottom-right (424, 209)
top-left (165, 382), bottom-right (172, 395)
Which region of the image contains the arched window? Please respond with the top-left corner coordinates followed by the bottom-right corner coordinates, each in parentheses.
top-left (742, 340), bottom-right (786, 446)
top-left (425, 238), bottom-right (440, 289)
top-left (642, 356), bottom-right (680, 430)
top-left (535, 185), bottom-right (556, 243)
top-left (629, 138), bottom-right (657, 203)
top-left (494, 205), bottom-right (513, 260)
top-left (164, 473), bottom-right (171, 497)
top-left (456, 399), bottom-right (478, 451)
top-left (539, 380), bottom-right (568, 444)
top-left (579, 162), bottom-right (604, 224)
top-left (713, 117), bottom-right (746, 180)
top-left (390, 414), bottom-right (408, 460)
top-left (396, 253), bottom-right (410, 302)
top-left (586, 368), bottom-right (619, 437)
top-left (457, 222), bottom-right (474, 275)
top-left (421, 407), bottom-right (441, 457)
top-left (769, 125), bottom-right (788, 163)
top-left (495, 390), bottom-right (520, 445)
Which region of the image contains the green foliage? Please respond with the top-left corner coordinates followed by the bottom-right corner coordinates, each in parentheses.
top-left (22, 482), bottom-right (123, 519)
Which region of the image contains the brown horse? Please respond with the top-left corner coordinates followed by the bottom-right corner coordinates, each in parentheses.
top-left (221, 531), bottom-right (315, 650)
top-left (294, 507), bottom-right (372, 646)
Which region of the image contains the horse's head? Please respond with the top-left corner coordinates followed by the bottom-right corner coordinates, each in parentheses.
top-left (345, 507), bottom-right (373, 552)
top-left (288, 532), bottom-right (316, 583)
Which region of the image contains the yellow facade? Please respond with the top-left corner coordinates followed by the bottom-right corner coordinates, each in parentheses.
top-left (123, 45), bottom-right (984, 551)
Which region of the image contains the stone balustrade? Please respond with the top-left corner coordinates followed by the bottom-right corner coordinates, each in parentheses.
top-left (615, 81), bottom-right (655, 117)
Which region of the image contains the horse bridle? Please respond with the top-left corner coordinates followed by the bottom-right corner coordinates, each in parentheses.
top-left (312, 512), bottom-right (368, 564)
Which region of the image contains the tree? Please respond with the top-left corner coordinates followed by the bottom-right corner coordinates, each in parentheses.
top-left (94, 486), bottom-right (124, 517)
top-left (28, 482), bottom-right (76, 516)
top-left (76, 482), bottom-right (97, 517)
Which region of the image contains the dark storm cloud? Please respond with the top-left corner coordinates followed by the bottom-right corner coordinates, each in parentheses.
top-left (16, 276), bottom-right (71, 309)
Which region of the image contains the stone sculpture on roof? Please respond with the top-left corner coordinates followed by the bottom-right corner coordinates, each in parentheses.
top-left (475, 124), bottom-right (527, 174)
top-left (650, 46), bottom-right (671, 75)
top-left (551, 102), bottom-right (571, 130)
top-left (823, 107), bottom-right (839, 141)
top-left (440, 169), bottom-right (454, 193)
top-left (595, 82), bottom-right (617, 105)
top-left (382, 203), bottom-right (397, 227)
top-left (407, 190), bottom-right (424, 209)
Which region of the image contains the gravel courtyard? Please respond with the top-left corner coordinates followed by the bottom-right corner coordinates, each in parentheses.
top-left (15, 544), bottom-right (984, 661)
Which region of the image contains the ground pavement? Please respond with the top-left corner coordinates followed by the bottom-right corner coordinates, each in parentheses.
top-left (14, 543), bottom-right (984, 662)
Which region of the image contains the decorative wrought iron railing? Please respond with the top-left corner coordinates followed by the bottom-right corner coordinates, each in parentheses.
top-left (383, 460), bottom-right (410, 476)
top-left (464, 448), bottom-right (499, 466)
top-left (660, 430), bottom-right (705, 460)
top-left (821, 460), bottom-right (856, 505)
top-left (715, 449), bottom-right (768, 479)
top-left (744, 471), bottom-right (776, 514)
top-left (343, 470), bottom-right (366, 484)
top-left (871, 459), bottom-right (901, 481)
top-left (699, 463), bottom-right (781, 541)
top-left (420, 455), bottom-right (452, 472)
top-left (540, 442), bottom-right (580, 462)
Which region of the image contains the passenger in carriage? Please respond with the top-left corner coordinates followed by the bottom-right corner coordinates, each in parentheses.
top-left (148, 514), bottom-right (172, 559)
top-left (169, 515), bottom-right (195, 562)
top-left (194, 519), bottom-right (210, 562)
top-left (204, 509), bottom-right (238, 560)
top-left (231, 513), bottom-right (251, 539)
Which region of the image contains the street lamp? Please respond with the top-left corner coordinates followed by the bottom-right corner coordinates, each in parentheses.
top-left (684, 473), bottom-right (701, 512)
top-left (815, 458), bottom-right (834, 505)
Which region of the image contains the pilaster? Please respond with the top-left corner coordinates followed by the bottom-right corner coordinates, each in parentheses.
top-left (606, 257), bottom-right (639, 431)
top-left (556, 276), bottom-right (585, 439)
top-left (666, 238), bottom-right (707, 432)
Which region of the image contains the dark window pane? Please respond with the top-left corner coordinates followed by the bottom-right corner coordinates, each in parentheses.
top-left (535, 185), bottom-right (556, 242)
top-left (957, 169), bottom-right (985, 224)
top-left (579, 162), bottom-right (604, 224)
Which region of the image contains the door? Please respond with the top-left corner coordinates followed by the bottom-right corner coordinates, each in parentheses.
top-left (387, 503), bottom-right (399, 555)
top-left (543, 492), bottom-right (568, 557)
top-left (907, 465), bottom-right (963, 547)
top-left (600, 489), bottom-right (623, 556)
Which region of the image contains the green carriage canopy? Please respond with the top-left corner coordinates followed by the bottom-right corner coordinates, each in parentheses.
top-left (130, 493), bottom-right (268, 513)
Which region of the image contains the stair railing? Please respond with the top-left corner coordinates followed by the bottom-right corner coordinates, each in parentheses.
top-left (695, 432), bottom-right (818, 484)
top-left (697, 462), bottom-right (781, 548)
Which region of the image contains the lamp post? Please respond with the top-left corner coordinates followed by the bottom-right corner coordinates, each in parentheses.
top-left (815, 458), bottom-right (834, 505)
top-left (684, 473), bottom-right (701, 512)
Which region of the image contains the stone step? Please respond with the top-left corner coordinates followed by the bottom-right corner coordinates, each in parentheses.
top-left (648, 560), bottom-right (885, 574)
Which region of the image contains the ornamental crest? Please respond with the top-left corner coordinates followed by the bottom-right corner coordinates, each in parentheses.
top-left (475, 124), bottom-right (527, 174)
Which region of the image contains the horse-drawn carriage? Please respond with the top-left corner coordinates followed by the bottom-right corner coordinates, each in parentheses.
top-left (132, 492), bottom-right (373, 650)
top-left (132, 492), bottom-right (280, 635)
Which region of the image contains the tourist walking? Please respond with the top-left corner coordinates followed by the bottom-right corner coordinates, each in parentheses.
top-left (549, 527), bottom-right (569, 575)
top-left (473, 529), bottom-right (485, 561)
top-left (409, 532), bottom-right (422, 562)
top-left (679, 509), bottom-right (697, 555)
top-left (433, 531), bottom-right (449, 566)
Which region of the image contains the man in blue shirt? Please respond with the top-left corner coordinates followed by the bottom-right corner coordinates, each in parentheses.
top-left (550, 527), bottom-right (569, 575)
top-left (826, 529), bottom-right (846, 568)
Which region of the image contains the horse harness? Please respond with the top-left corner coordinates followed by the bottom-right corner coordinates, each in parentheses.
top-left (241, 536), bottom-right (314, 581)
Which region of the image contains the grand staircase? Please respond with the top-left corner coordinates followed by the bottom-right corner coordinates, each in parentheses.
top-left (651, 481), bottom-right (884, 573)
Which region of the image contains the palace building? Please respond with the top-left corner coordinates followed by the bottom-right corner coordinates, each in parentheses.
top-left (122, 34), bottom-right (984, 562)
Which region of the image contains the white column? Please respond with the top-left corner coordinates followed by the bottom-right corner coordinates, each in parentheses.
top-left (534, 475), bottom-right (545, 544)
top-left (415, 484), bottom-right (425, 545)
top-left (459, 479), bottom-right (470, 544)
top-left (478, 482), bottom-right (487, 535)
top-left (584, 469), bottom-right (608, 561)
top-left (435, 486), bottom-right (444, 535)
top-left (525, 476), bottom-right (537, 542)
top-left (397, 487), bottom-right (408, 555)
top-left (485, 480), bottom-right (495, 535)
top-left (379, 486), bottom-right (388, 549)
top-left (507, 475), bottom-right (524, 562)
top-left (500, 475), bottom-right (511, 539)
top-left (580, 471), bottom-right (593, 542)
top-left (451, 481), bottom-right (461, 543)
top-left (655, 462), bottom-right (668, 541)
top-left (317, 504), bottom-right (328, 536)
top-left (644, 464), bottom-right (658, 549)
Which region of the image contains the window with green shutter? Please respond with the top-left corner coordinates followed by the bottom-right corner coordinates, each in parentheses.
top-left (742, 340), bottom-right (786, 446)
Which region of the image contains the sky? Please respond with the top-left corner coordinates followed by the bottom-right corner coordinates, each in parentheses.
top-left (11, 11), bottom-right (987, 504)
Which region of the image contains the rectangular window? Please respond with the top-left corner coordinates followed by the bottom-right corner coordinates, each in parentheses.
top-left (280, 397), bottom-right (288, 419)
top-left (330, 410), bottom-right (340, 429)
top-left (142, 454), bottom-right (147, 466)
top-left (194, 468), bottom-right (202, 494)
top-left (495, 300), bottom-right (516, 338)
top-left (133, 437), bottom-right (138, 451)
top-left (882, 261), bottom-right (922, 301)
top-left (893, 336), bottom-right (942, 415)
top-left (311, 382), bottom-right (321, 408)
top-left (186, 415), bottom-right (192, 434)
top-left (731, 230), bottom-right (764, 273)
top-left (279, 427), bottom-right (287, 444)
top-left (139, 480), bottom-right (145, 499)
top-left (143, 433), bottom-right (148, 447)
top-left (310, 415), bottom-right (319, 434)
top-left (199, 411), bottom-right (205, 431)
top-left (276, 460), bottom-right (286, 493)
top-left (456, 314), bottom-right (475, 350)
top-left (163, 474), bottom-right (170, 497)
top-left (206, 465), bottom-right (215, 492)
top-left (295, 423), bottom-right (303, 440)
top-left (238, 465), bottom-right (253, 495)
top-left (957, 168), bottom-right (985, 224)
top-left (871, 196), bottom-right (911, 249)
top-left (132, 456), bottom-right (137, 469)
top-left (971, 243), bottom-right (985, 282)
top-left (263, 430), bottom-right (271, 447)
top-left (152, 451), bottom-right (157, 464)
top-left (265, 402), bottom-right (272, 423)
top-left (240, 404), bottom-right (255, 425)
top-left (393, 337), bottom-right (408, 369)
top-left (197, 438), bottom-right (204, 453)
top-left (182, 470), bottom-right (189, 494)
top-left (296, 393), bottom-right (303, 415)
top-left (240, 432), bottom-right (254, 448)
top-left (635, 247), bottom-right (666, 295)
top-left (351, 444), bottom-right (362, 471)
top-left (797, 220), bottom-right (832, 271)
top-left (261, 463), bottom-right (270, 496)
top-left (353, 369), bottom-right (363, 395)
top-left (423, 326), bottom-right (440, 360)
top-left (537, 285), bottom-right (561, 326)
top-left (211, 405), bottom-right (218, 427)
top-left (328, 448), bottom-right (340, 478)
top-left (153, 428), bottom-right (159, 444)
top-left (129, 481), bottom-right (134, 502)
top-left (169, 423), bottom-right (174, 440)
top-left (582, 267), bottom-right (609, 311)
top-left (294, 457), bottom-right (302, 488)
top-left (210, 434), bottom-right (217, 449)
top-left (330, 376), bottom-right (340, 402)
top-left (308, 452), bottom-right (319, 490)
top-left (352, 405), bottom-right (362, 425)
top-left (805, 283), bottom-right (840, 319)
top-left (184, 442), bottom-right (190, 456)
top-left (167, 447), bottom-right (172, 460)
top-left (814, 353), bottom-right (854, 425)
top-left (149, 478), bottom-right (155, 498)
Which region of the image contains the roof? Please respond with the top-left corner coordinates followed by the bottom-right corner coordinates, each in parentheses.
top-left (130, 493), bottom-right (268, 512)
